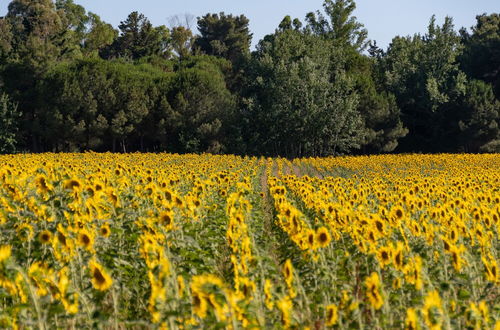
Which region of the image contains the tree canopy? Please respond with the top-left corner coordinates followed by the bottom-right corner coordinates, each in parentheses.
top-left (0, 0), bottom-right (498, 155)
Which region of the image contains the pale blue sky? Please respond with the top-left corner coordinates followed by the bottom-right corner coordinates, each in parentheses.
top-left (1, 1), bottom-right (498, 49)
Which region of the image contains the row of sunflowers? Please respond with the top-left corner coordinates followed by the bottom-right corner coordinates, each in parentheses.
top-left (0, 153), bottom-right (498, 328)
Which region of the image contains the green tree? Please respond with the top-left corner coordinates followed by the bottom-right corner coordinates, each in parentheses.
top-left (38, 59), bottom-right (166, 152)
top-left (382, 16), bottom-right (467, 151)
top-left (244, 28), bottom-right (363, 157)
top-left (103, 12), bottom-right (170, 60)
top-left (0, 19), bottom-right (13, 62)
top-left (460, 13), bottom-right (500, 98)
top-left (170, 26), bottom-right (196, 59)
top-left (456, 79), bottom-right (500, 152)
top-left (352, 58), bottom-right (408, 153)
top-left (168, 56), bottom-right (236, 153)
top-left (5, 0), bottom-right (69, 66)
top-left (0, 92), bottom-right (21, 153)
top-left (305, 0), bottom-right (368, 51)
top-left (196, 13), bottom-right (252, 64)
top-left (83, 13), bottom-right (117, 57)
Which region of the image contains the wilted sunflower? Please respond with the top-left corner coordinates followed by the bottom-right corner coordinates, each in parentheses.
top-left (89, 260), bottom-right (113, 291)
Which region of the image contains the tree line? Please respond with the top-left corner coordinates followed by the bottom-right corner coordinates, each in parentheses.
top-left (0, 0), bottom-right (498, 156)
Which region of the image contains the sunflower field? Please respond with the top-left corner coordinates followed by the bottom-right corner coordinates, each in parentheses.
top-left (0, 153), bottom-right (498, 329)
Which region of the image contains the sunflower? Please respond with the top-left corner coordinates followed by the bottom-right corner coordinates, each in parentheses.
top-left (99, 223), bottom-right (111, 237)
top-left (35, 175), bottom-right (52, 194)
top-left (283, 259), bottom-right (296, 298)
top-left (277, 296), bottom-right (292, 328)
top-left (393, 241), bottom-right (405, 271)
top-left (192, 290), bottom-right (208, 319)
top-left (390, 205), bottom-right (405, 224)
top-left (89, 260), bottom-right (113, 291)
top-left (405, 308), bottom-right (418, 330)
top-left (177, 275), bottom-right (185, 298)
top-left (376, 245), bottom-right (392, 269)
top-left (16, 223), bottom-right (34, 242)
top-left (422, 290), bottom-right (443, 330)
top-left (326, 304), bottom-right (338, 326)
top-left (482, 255), bottom-right (498, 283)
top-left (365, 272), bottom-right (383, 310)
top-left (64, 178), bottom-right (82, 192)
top-left (0, 245), bottom-right (11, 263)
top-left (38, 230), bottom-right (52, 244)
top-left (77, 228), bottom-right (94, 252)
top-left (449, 244), bottom-right (466, 272)
top-left (283, 259), bottom-right (293, 286)
top-left (264, 279), bottom-right (274, 310)
top-left (316, 227), bottom-right (331, 248)
top-left (158, 211), bottom-right (174, 229)
top-left (306, 229), bottom-right (317, 250)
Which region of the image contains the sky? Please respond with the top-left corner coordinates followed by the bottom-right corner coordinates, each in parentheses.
top-left (1, 0), bottom-right (499, 50)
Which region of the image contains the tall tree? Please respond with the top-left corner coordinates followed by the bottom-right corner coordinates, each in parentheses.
top-left (83, 13), bottom-right (117, 57)
top-left (460, 13), bottom-right (500, 99)
top-left (170, 26), bottom-right (195, 59)
top-left (196, 13), bottom-right (252, 64)
top-left (305, 0), bottom-right (368, 51)
top-left (0, 19), bottom-right (13, 62)
top-left (382, 16), bottom-right (467, 152)
top-left (0, 92), bottom-right (21, 153)
top-left (350, 53), bottom-right (408, 153)
top-left (244, 28), bottom-right (363, 157)
top-left (5, 0), bottom-right (70, 66)
top-left (456, 79), bottom-right (500, 152)
top-left (102, 12), bottom-right (170, 60)
top-left (168, 56), bottom-right (236, 153)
